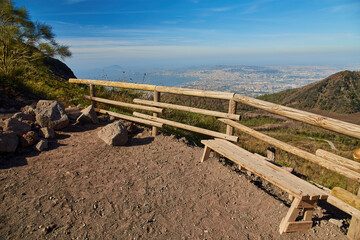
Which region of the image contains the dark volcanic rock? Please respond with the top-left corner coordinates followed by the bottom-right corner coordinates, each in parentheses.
top-left (0, 132), bottom-right (18, 153)
top-left (3, 118), bottom-right (31, 136)
top-left (20, 131), bottom-right (39, 147)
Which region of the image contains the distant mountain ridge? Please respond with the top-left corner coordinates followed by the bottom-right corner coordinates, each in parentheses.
top-left (258, 71), bottom-right (360, 113)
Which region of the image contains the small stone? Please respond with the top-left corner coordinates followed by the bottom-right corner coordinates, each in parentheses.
top-left (35, 139), bottom-right (48, 152)
top-left (20, 131), bottom-right (39, 147)
top-left (21, 105), bottom-right (36, 116)
top-left (39, 127), bottom-right (55, 139)
top-left (329, 218), bottom-right (342, 228)
top-left (0, 132), bottom-right (18, 152)
top-left (12, 112), bottom-right (35, 121)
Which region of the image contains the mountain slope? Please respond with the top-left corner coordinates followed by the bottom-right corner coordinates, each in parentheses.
top-left (258, 71), bottom-right (360, 113)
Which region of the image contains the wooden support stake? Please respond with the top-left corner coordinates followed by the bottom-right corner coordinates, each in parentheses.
top-left (267, 147), bottom-right (276, 162)
top-left (226, 99), bottom-right (237, 135)
top-left (201, 146), bottom-right (211, 162)
top-left (347, 187), bottom-right (360, 240)
top-left (90, 84), bottom-right (96, 107)
top-left (152, 91), bottom-right (160, 137)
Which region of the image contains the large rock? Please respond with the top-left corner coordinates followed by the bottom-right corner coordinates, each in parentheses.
top-left (98, 121), bottom-right (128, 146)
top-left (3, 118), bottom-right (31, 136)
top-left (35, 100), bottom-right (69, 130)
top-left (0, 132), bottom-right (18, 153)
top-left (20, 131), bottom-right (39, 147)
top-left (76, 105), bottom-right (99, 124)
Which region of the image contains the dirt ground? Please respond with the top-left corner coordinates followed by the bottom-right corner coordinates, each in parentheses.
top-left (0, 122), bottom-right (349, 240)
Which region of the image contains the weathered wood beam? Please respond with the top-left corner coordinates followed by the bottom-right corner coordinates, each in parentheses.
top-left (84, 96), bottom-right (163, 113)
top-left (133, 112), bottom-right (238, 142)
top-left (219, 118), bottom-right (360, 181)
top-left (133, 98), bottom-right (240, 120)
top-left (95, 108), bottom-right (163, 128)
top-left (316, 149), bottom-right (360, 173)
top-left (233, 94), bottom-right (360, 139)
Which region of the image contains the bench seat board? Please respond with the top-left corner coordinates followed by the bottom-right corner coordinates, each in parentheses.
top-left (201, 139), bottom-right (327, 201)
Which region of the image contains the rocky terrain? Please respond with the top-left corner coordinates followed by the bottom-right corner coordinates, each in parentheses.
top-left (0, 103), bottom-right (351, 239)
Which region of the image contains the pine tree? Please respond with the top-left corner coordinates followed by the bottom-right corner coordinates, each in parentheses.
top-left (0, 0), bottom-right (71, 76)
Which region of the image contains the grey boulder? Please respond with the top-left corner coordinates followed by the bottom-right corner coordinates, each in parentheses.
top-left (39, 127), bottom-right (55, 139)
top-left (76, 105), bottom-right (99, 124)
top-left (98, 121), bottom-right (128, 146)
top-left (35, 100), bottom-right (69, 130)
top-left (35, 139), bottom-right (48, 152)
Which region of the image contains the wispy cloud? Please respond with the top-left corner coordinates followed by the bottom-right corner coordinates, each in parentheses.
top-left (326, 2), bottom-right (360, 13)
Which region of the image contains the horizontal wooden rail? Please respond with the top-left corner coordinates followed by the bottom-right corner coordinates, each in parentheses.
top-left (95, 108), bottom-right (163, 128)
top-left (219, 118), bottom-right (360, 181)
top-left (331, 187), bottom-right (360, 210)
top-left (316, 149), bottom-right (360, 173)
top-left (69, 78), bottom-right (234, 100)
top-left (233, 94), bottom-right (360, 139)
top-left (84, 96), bottom-right (163, 113)
top-left (327, 195), bottom-right (360, 220)
top-left (133, 112), bottom-right (239, 142)
top-left (70, 79), bottom-right (156, 91)
top-left (133, 98), bottom-right (241, 120)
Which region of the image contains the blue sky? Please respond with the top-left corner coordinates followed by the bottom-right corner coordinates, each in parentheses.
top-left (14, 0), bottom-right (360, 74)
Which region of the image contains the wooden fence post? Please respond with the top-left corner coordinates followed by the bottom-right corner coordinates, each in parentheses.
top-left (347, 187), bottom-right (360, 240)
top-left (90, 84), bottom-right (96, 107)
top-left (226, 99), bottom-right (237, 135)
top-left (267, 147), bottom-right (276, 162)
top-left (152, 90), bottom-right (160, 136)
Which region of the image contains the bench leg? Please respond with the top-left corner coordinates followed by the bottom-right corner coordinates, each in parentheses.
top-left (279, 198), bottom-right (317, 234)
top-left (201, 146), bottom-right (211, 162)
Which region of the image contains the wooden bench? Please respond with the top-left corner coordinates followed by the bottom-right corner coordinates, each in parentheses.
top-left (201, 138), bottom-right (328, 234)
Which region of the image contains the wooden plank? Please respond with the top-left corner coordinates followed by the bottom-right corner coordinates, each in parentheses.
top-left (69, 78), bottom-right (234, 100)
top-left (331, 187), bottom-right (360, 210)
top-left (133, 98), bottom-right (241, 120)
top-left (203, 139), bottom-right (327, 200)
top-left (152, 91), bottom-right (160, 137)
top-left (279, 198), bottom-right (301, 234)
top-left (84, 96), bottom-right (163, 113)
top-left (133, 112), bottom-right (239, 142)
top-left (219, 118), bottom-right (360, 181)
top-left (226, 99), bottom-right (237, 135)
top-left (95, 108), bottom-right (163, 128)
top-left (201, 146), bottom-right (211, 162)
top-left (281, 221), bottom-right (313, 233)
top-left (233, 93), bottom-right (360, 139)
top-left (316, 149), bottom-right (360, 173)
top-left (202, 139), bottom-right (307, 199)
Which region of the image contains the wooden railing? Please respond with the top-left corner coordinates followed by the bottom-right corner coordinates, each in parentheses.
top-left (69, 78), bottom-right (360, 232)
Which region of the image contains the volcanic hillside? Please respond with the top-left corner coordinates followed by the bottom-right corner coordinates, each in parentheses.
top-left (259, 71), bottom-right (360, 114)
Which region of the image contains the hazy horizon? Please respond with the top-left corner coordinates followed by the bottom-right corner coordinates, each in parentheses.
top-left (15, 0), bottom-right (360, 74)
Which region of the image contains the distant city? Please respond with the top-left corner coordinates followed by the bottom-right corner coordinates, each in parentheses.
top-left (79, 64), bottom-right (359, 97)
